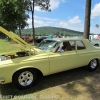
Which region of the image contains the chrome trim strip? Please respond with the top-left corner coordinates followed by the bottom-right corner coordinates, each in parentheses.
top-left (0, 78), bottom-right (5, 83)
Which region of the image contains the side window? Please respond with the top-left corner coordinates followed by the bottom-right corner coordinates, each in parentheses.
top-left (76, 41), bottom-right (86, 50)
top-left (61, 41), bottom-right (75, 51)
top-left (69, 41), bottom-right (75, 50)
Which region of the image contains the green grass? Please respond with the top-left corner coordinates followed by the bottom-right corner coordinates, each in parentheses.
top-left (0, 39), bottom-right (21, 54)
top-left (0, 39), bottom-right (100, 100)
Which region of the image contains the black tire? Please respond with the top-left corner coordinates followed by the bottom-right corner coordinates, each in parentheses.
top-left (13, 69), bottom-right (37, 89)
top-left (87, 59), bottom-right (99, 71)
top-left (94, 44), bottom-right (99, 47)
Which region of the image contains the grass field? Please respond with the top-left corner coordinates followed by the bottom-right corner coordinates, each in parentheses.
top-left (0, 39), bottom-right (100, 100)
top-left (0, 39), bottom-right (21, 54)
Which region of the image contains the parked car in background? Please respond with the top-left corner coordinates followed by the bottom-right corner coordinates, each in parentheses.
top-left (0, 26), bottom-right (100, 89)
top-left (36, 36), bottom-right (47, 43)
top-left (90, 40), bottom-right (100, 47)
top-left (27, 36), bottom-right (38, 42)
top-left (22, 35), bottom-right (38, 42)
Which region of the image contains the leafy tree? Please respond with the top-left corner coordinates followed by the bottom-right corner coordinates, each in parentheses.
top-left (83, 0), bottom-right (92, 39)
top-left (0, 0), bottom-right (29, 37)
top-left (14, 0), bottom-right (29, 37)
top-left (26, 0), bottom-right (51, 43)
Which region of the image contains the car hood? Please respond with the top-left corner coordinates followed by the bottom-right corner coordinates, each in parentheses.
top-left (0, 52), bottom-right (49, 66)
top-left (0, 26), bottom-right (41, 53)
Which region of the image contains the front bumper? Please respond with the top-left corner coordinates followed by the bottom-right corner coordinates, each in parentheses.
top-left (0, 78), bottom-right (5, 83)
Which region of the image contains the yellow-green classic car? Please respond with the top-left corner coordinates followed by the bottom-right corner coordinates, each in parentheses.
top-left (0, 26), bottom-right (100, 89)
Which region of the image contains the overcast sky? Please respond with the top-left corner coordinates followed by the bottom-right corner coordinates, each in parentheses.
top-left (27, 0), bottom-right (100, 34)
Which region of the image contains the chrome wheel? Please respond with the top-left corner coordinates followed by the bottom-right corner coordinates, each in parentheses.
top-left (90, 59), bottom-right (97, 69)
top-left (18, 71), bottom-right (33, 86)
top-left (87, 59), bottom-right (98, 71)
top-left (13, 69), bottom-right (37, 89)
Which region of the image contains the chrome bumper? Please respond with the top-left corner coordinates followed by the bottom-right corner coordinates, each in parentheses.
top-left (0, 78), bottom-right (5, 83)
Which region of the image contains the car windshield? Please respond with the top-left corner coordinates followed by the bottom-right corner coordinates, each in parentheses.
top-left (37, 40), bottom-right (58, 52)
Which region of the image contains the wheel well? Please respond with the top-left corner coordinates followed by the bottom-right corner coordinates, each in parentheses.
top-left (12, 68), bottom-right (43, 81)
top-left (96, 58), bottom-right (99, 62)
top-left (90, 58), bottom-right (99, 63)
top-left (94, 44), bottom-right (99, 46)
top-left (97, 58), bottom-right (100, 64)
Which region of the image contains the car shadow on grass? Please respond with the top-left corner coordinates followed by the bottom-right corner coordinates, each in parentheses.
top-left (0, 66), bottom-right (100, 99)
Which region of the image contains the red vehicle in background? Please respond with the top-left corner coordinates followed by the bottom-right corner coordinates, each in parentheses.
top-left (22, 35), bottom-right (29, 40)
top-left (22, 35), bottom-right (38, 42)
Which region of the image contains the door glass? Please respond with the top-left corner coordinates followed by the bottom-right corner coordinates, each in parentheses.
top-left (57, 41), bottom-right (75, 52)
top-left (76, 41), bottom-right (86, 50)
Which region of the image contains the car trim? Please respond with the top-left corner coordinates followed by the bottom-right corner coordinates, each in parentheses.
top-left (0, 78), bottom-right (5, 83)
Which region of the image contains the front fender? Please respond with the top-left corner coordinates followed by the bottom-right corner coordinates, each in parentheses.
top-left (0, 58), bottom-right (49, 84)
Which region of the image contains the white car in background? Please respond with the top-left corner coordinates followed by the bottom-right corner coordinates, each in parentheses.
top-left (90, 40), bottom-right (100, 47)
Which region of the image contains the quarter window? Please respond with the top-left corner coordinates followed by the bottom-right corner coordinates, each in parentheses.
top-left (76, 41), bottom-right (86, 50)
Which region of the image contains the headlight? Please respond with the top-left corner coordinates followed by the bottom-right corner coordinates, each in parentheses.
top-left (0, 56), bottom-right (6, 61)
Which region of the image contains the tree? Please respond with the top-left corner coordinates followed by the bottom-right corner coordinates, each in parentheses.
top-left (0, 0), bottom-right (29, 37)
top-left (26, 0), bottom-right (51, 43)
top-left (83, 0), bottom-right (92, 39)
top-left (14, 0), bottom-right (29, 37)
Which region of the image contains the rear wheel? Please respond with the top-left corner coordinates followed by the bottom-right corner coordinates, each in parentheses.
top-left (94, 44), bottom-right (99, 47)
top-left (13, 69), bottom-right (37, 89)
top-left (87, 59), bottom-right (99, 71)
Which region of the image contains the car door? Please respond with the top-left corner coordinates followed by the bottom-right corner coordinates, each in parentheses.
top-left (75, 40), bottom-right (90, 67)
top-left (49, 41), bottom-right (79, 74)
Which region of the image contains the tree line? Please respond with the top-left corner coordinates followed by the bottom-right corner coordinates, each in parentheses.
top-left (18, 26), bottom-right (83, 36)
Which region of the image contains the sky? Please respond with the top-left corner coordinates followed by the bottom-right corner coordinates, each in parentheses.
top-left (27, 0), bottom-right (100, 34)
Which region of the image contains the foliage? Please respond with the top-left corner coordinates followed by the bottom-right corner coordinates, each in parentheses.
top-left (25, 0), bottom-right (51, 11)
top-left (0, 0), bottom-right (51, 39)
top-left (35, 0), bottom-right (51, 11)
top-left (25, 0), bottom-right (51, 43)
top-left (16, 26), bottom-right (83, 36)
top-left (0, 0), bottom-right (29, 31)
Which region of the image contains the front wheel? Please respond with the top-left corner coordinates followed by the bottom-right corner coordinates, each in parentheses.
top-left (87, 59), bottom-right (99, 71)
top-left (13, 69), bottom-right (37, 89)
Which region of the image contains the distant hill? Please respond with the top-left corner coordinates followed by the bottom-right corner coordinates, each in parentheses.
top-left (20, 26), bottom-right (83, 36)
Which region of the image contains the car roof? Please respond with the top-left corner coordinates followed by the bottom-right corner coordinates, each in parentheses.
top-left (45, 38), bottom-right (88, 42)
